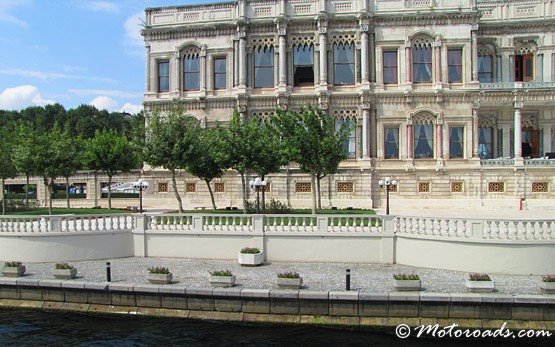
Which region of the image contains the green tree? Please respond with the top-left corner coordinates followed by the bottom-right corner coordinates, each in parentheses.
top-left (187, 127), bottom-right (225, 210)
top-left (0, 127), bottom-right (18, 214)
top-left (13, 124), bottom-right (41, 210)
top-left (85, 130), bottom-right (139, 209)
top-left (56, 128), bottom-right (84, 208)
top-left (272, 106), bottom-right (349, 213)
top-left (144, 108), bottom-right (200, 212)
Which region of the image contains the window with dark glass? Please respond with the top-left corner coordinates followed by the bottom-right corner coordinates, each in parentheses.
top-left (448, 49), bottom-right (463, 83)
top-left (158, 61), bottom-right (169, 93)
top-left (514, 54), bottom-right (533, 82)
top-left (478, 127), bottom-right (493, 159)
top-left (384, 127), bottom-right (399, 159)
top-left (449, 127), bottom-right (464, 158)
top-left (293, 44), bottom-right (314, 86)
top-left (335, 119), bottom-right (355, 158)
top-left (183, 54), bottom-right (200, 91)
top-left (383, 50), bottom-right (398, 84)
top-left (333, 43), bottom-right (355, 85)
top-left (254, 46), bottom-right (274, 88)
top-left (412, 45), bottom-right (432, 82)
top-left (213, 57), bottom-right (226, 90)
top-left (478, 55), bottom-right (493, 82)
top-left (414, 123), bottom-right (434, 158)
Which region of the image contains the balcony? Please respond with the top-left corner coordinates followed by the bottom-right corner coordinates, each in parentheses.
top-left (480, 81), bottom-right (555, 91)
top-left (481, 158), bottom-right (555, 167)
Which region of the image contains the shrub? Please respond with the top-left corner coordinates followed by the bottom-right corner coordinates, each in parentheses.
top-left (245, 199), bottom-right (291, 214)
top-left (210, 270), bottom-right (233, 277)
top-left (277, 271), bottom-right (300, 279)
top-left (240, 247), bottom-right (261, 254)
top-left (55, 262), bottom-right (74, 270)
top-left (0, 199), bottom-right (40, 212)
top-left (542, 275), bottom-right (555, 282)
top-left (468, 273), bottom-right (491, 281)
top-left (148, 266), bottom-right (170, 274)
top-left (4, 261), bottom-right (22, 267)
top-left (393, 274), bottom-right (420, 280)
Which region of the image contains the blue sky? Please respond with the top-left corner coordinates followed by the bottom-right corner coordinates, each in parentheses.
top-left (0, 0), bottom-right (206, 114)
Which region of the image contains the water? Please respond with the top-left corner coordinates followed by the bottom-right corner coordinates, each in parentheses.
top-left (0, 309), bottom-right (549, 346)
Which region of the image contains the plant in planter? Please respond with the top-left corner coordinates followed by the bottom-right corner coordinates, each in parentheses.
top-left (209, 270), bottom-right (236, 288)
top-left (53, 262), bottom-right (77, 280)
top-left (147, 266), bottom-right (173, 284)
top-left (540, 275), bottom-right (555, 294)
top-left (393, 273), bottom-right (421, 291)
top-left (2, 261), bottom-right (26, 278)
top-left (277, 271), bottom-right (303, 289)
top-left (238, 247), bottom-right (264, 267)
top-left (465, 273), bottom-right (495, 293)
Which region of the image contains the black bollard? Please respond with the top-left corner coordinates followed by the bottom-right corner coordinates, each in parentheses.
top-left (106, 262), bottom-right (111, 282)
top-left (346, 269), bottom-right (351, 291)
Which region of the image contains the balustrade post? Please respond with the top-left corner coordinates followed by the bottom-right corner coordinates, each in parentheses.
top-left (470, 220), bottom-right (484, 239)
top-left (381, 216), bottom-right (395, 264)
top-left (49, 217), bottom-right (61, 232)
top-left (133, 214), bottom-right (148, 257)
top-left (317, 216), bottom-right (328, 232)
top-left (252, 215), bottom-right (266, 259)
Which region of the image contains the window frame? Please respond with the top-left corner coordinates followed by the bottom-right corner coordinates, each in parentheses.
top-left (448, 125), bottom-right (465, 159)
top-left (413, 122), bottom-right (434, 159)
top-left (412, 44), bottom-right (433, 83)
top-left (335, 118), bottom-right (356, 159)
top-left (478, 54), bottom-right (494, 83)
top-left (157, 60), bottom-right (170, 93)
top-left (333, 42), bottom-right (356, 86)
top-left (447, 48), bottom-right (463, 83)
top-left (382, 49), bottom-right (398, 85)
top-left (384, 125), bottom-right (400, 159)
top-left (213, 56), bottom-right (227, 90)
top-left (183, 54), bottom-right (200, 91)
top-left (254, 46), bottom-right (275, 88)
top-left (293, 44), bottom-right (315, 87)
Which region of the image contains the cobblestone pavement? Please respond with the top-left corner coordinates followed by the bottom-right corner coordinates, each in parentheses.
top-left (17, 257), bottom-right (544, 295)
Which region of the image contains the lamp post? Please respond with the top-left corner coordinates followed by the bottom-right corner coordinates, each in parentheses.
top-left (249, 177), bottom-right (267, 214)
top-left (132, 178), bottom-right (149, 213)
top-left (378, 177), bottom-right (398, 215)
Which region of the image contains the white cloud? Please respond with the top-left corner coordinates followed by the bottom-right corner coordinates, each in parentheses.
top-left (70, 88), bottom-right (141, 98)
top-left (124, 11), bottom-right (144, 56)
top-left (81, 1), bottom-right (119, 13)
top-left (0, 0), bottom-right (31, 27)
top-left (0, 85), bottom-right (54, 110)
top-left (0, 67), bottom-right (117, 83)
top-left (89, 95), bottom-right (142, 114)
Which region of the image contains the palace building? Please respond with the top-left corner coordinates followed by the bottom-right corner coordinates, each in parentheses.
top-left (137, 0), bottom-right (555, 210)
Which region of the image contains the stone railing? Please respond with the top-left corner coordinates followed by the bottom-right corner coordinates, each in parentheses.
top-left (480, 81), bottom-right (555, 91)
top-left (481, 158), bottom-right (555, 167)
top-left (0, 214), bottom-right (134, 233)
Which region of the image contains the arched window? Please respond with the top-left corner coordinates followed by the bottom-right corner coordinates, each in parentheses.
top-left (478, 47), bottom-right (494, 82)
top-left (293, 44), bottom-right (314, 86)
top-left (413, 113), bottom-right (434, 159)
top-left (333, 42), bottom-right (355, 85)
top-left (478, 115), bottom-right (496, 159)
top-left (183, 52), bottom-right (200, 91)
top-left (412, 36), bottom-right (433, 83)
top-left (334, 110), bottom-right (357, 158)
top-left (254, 45), bottom-right (274, 88)
top-left (514, 44), bottom-right (536, 82)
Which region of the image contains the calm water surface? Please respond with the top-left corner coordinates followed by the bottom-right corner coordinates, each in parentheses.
top-left (0, 309), bottom-right (549, 346)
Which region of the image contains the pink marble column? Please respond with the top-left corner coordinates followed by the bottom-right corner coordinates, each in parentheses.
top-left (407, 124), bottom-right (413, 158)
top-left (405, 45), bottom-right (412, 84)
top-left (437, 124), bottom-right (443, 158)
top-left (434, 44), bottom-right (441, 84)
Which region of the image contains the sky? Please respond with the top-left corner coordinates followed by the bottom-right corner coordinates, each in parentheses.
top-left (0, 0), bottom-right (207, 114)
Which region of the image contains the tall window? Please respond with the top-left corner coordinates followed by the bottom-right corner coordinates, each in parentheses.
top-left (158, 61), bottom-right (169, 93)
top-left (514, 54), bottom-right (533, 82)
top-left (333, 43), bottom-right (355, 85)
top-left (254, 46), bottom-right (274, 88)
top-left (183, 54), bottom-right (200, 91)
top-left (384, 127), bottom-right (399, 159)
top-left (293, 44), bottom-right (314, 86)
top-left (383, 50), bottom-right (398, 84)
top-left (449, 127), bottom-right (464, 158)
top-left (478, 127), bottom-right (493, 159)
top-left (414, 123), bottom-right (434, 158)
top-left (335, 118), bottom-right (356, 158)
top-left (478, 55), bottom-right (493, 82)
top-left (448, 49), bottom-right (463, 83)
top-left (213, 57), bottom-right (226, 90)
top-left (412, 44), bottom-right (432, 82)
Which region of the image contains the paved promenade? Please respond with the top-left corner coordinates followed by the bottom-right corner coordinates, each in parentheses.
top-left (13, 257), bottom-right (545, 295)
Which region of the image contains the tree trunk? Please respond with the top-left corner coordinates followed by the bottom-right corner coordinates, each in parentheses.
top-left (171, 168), bottom-right (183, 213)
top-left (310, 174), bottom-right (317, 214)
top-left (261, 174), bottom-right (266, 212)
top-left (65, 176), bottom-right (70, 209)
top-left (25, 174), bottom-right (30, 210)
top-left (43, 177), bottom-right (51, 215)
top-left (107, 175), bottom-right (112, 209)
top-left (205, 180), bottom-right (217, 210)
top-left (1, 178), bottom-right (5, 215)
top-left (240, 172), bottom-right (247, 214)
top-left (93, 171), bottom-right (98, 207)
top-left (316, 175), bottom-right (322, 210)
top-left (48, 179), bottom-right (54, 215)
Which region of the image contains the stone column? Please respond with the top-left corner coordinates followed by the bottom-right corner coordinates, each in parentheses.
top-left (370, 108), bottom-right (377, 157)
top-left (514, 102), bottom-right (523, 161)
top-left (407, 123), bottom-right (413, 159)
top-left (207, 54), bottom-right (213, 91)
top-left (405, 40), bottom-right (412, 84)
top-left (360, 25), bottom-right (369, 84)
top-left (145, 44), bottom-right (151, 92)
top-left (369, 33), bottom-right (376, 82)
top-left (319, 30), bottom-right (327, 86)
top-left (233, 39), bottom-right (239, 87)
top-left (362, 107), bottom-right (370, 158)
top-left (200, 47), bottom-right (207, 92)
top-left (278, 33), bottom-right (287, 86)
top-left (434, 36), bottom-right (442, 84)
top-left (239, 34), bottom-right (247, 87)
top-left (472, 107), bottom-right (479, 158)
top-left (437, 123), bottom-right (443, 159)
top-left (471, 25), bottom-right (478, 81)
top-left (174, 52), bottom-right (180, 93)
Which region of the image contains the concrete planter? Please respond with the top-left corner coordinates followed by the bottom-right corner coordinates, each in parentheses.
top-left (540, 281), bottom-right (555, 294)
top-left (465, 279), bottom-right (495, 293)
top-left (277, 277), bottom-right (303, 289)
top-left (147, 273), bottom-right (173, 284)
top-left (53, 268), bottom-right (77, 280)
top-left (209, 275), bottom-right (236, 288)
top-left (238, 252), bottom-right (264, 266)
top-left (394, 279), bottom-right (421, 291)
top-left (2, 265), bottom-right (26, 278)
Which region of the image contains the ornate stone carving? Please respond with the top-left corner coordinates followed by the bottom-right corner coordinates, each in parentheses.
top-left (359, 24), bottom-right (369, 32)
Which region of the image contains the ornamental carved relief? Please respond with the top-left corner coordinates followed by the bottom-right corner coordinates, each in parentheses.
top-left (478, 114), bottom-right (497, 128)
top-left (412, 112), bottom-right (435, 125)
